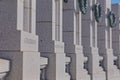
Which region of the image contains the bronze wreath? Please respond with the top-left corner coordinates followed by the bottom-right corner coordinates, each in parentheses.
top-left (107, 11), bottom-right (116, 28)
top-left (78, 0), bottom-right (88, 14)
top-left (92, 3), bottom-right (102, 22)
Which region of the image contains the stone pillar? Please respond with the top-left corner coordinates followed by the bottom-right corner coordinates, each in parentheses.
top-left (0, 0), bottom-right (40, 80)
top-left (112, 4), bottom-right (120, 69)
top-left (81, 0), bottom-right (106, 80)
top-left (36, 0), bottom-right (68, 80)
top-left (97, 0), bottom-right (120, 80)
top-left (63, 0), bottom-right (90, 80)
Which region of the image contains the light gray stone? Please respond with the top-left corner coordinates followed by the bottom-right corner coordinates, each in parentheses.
top-left (36, 0), bottom-right (70, 80)
top-left (81, 0), bottom-right (106, 80)
top-left (0, 0), bottom-right (40, 80)
top-left (0, 59), bottom-right (10, 79)
top-left (0, 52), bottom-right (40, 80)
top-left (112, 4), bottom-right (120, 69)
top-left (97, 1), bottom-right (120, 80)
top-left (63, 0), bottom-right (90, 80)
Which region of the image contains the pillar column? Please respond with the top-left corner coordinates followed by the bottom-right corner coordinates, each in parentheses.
top-left (36, 0), bottom-right (69, 80)
top-left (81, 0), bottom-right (106, 80)
top-left (97, 0), bottom-right (120, 80)
top-left (63, 0), bottom-right (90, 80)
top-left (112, 4), bottom-right (120, 69)
top-left (0, 0), bottom-right (40, 80)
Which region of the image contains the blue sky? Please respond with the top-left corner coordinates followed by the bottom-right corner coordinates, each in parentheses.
top-left (112, 0), bottom-right (120, 3)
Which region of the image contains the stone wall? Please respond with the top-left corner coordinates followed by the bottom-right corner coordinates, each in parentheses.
top-left (0, 0), bottom-right (120, 80)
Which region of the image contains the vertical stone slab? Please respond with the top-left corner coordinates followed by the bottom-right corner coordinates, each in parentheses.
top-left (36, 0), bottom-right (68, 80)
top-left (112, 4), bottom-right (120, 69)
top-left (81, 0), bottom-right (106, 80)
top-left (63, 0), bottom-right (90, 80)
top-left (97, 0), bottom-right (120, 80)
top-left (0, 0), bottom-right (40, 80)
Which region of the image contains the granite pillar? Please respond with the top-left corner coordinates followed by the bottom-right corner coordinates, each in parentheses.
top-left (36, 0), bottom-right (69, 80)
top-left (112, 4), bottom-right (120, 69)
top-left (63, 0), bottom-right (90, 80)
top-left (81, 0), bottom-right (106, 80)
top-left (97, 0), bottom-right (120, 80)
top-left (0, 0), bottom-right (40, 80)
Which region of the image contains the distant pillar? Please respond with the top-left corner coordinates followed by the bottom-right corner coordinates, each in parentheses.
top-left (97, 0), bottom-right (120, 80)
top-left (112, 4), bottom-right (120, 69)
top-left (81, 0), bottom-right (106, 80)
top-left (63, 0), bottom-right (90, 80)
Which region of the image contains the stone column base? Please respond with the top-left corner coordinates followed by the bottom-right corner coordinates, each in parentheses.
top-left (100, 48), bottom-right (120, 80)
top-left (66, 53), bottom-right (90, 80)
top-left (107, 69), bottom-right (120, 80)
top-left (0, 51), bottom-right (40, 80)
top-left (92, 71), bottom-right (106, 80)
top-left (41, 53), bottom-right (68, 80)
top-left (84, 47), bottom-right (106, 80)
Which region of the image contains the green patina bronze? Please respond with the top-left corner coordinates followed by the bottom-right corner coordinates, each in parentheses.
top-left (78, 0), bottom-right (88, 14)
top-left (107, 11), bottom-right (116, 28)
top-left (92, 3), bottom-right (102, 23)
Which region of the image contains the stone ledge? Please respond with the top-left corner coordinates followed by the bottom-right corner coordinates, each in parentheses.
top-left (0, 59), bottom-right (9, 73)
top-left (40, 57), bottom-right (48, 69)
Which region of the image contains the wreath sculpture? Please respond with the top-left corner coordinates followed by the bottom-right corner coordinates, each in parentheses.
top-left (78, 0), bottom-right (88, 14)
top-left (92, 3), bottom-right (102, 22)
top-left (107, 11), bottom-right (116, 28)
